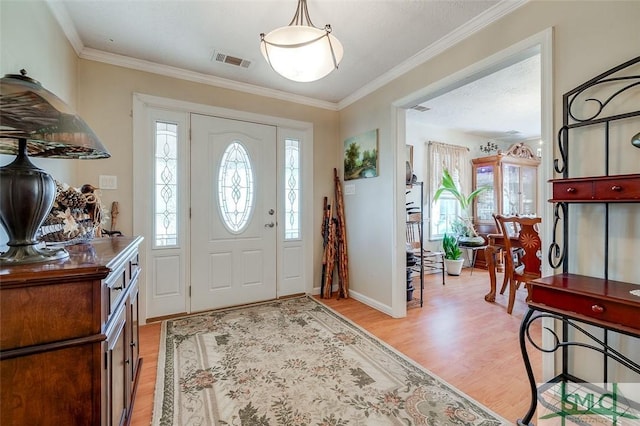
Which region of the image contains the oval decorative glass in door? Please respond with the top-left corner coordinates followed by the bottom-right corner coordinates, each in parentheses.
top-left (217, 141), bottom-right (255, 233)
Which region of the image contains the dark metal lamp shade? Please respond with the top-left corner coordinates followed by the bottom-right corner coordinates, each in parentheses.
top-left (0, 70), bottom-right (110, 264)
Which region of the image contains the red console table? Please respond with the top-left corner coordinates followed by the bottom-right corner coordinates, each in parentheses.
top-left (518, 275), bottom-right (640, 425)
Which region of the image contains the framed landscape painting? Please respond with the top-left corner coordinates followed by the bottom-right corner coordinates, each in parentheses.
top-left (344, 129), bottom-right (378, 180)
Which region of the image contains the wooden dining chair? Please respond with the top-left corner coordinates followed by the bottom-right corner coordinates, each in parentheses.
top-left (494, 214), bottom-right (542, 314)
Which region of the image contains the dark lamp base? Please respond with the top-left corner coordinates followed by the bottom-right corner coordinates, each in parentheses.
top-left (0, 138), bottom-right (69, 265)
top-left (0, 244), bottom-right (68, 264)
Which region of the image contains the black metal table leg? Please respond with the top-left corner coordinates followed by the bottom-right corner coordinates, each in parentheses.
top-left (518, 307), bottom-right (538, 426)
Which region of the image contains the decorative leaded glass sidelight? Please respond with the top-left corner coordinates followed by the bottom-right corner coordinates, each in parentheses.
top-left (284, 139), bottom-right (300, 240)
top-left (154, 121), bottom-right (178, 247)
top-left (218, 142), bottom-right (254, 233)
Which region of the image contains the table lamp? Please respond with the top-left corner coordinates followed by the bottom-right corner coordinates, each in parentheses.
top-left (0, 70), bottom-right (110, 264)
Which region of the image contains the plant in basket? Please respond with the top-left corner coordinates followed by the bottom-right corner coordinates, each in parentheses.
top-left (40, 182), bottom-right (104, 245)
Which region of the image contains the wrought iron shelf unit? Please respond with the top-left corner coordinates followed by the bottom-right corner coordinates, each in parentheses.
top-left (406, 181), bottom-right (445, 308)
top-left (518, 56), bottom-right (640, 426)
top-left (406, 181), bottom-right (425, 307)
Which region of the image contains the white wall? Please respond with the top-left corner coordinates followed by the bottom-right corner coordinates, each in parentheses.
top-left (339, 1), bottom-right (640, 316)
top-left (0, 1), bottom-right (78, 249)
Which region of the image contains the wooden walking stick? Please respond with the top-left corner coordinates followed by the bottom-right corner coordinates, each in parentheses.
top-left (322, 218), bottom-right (337, 299)
top-left (334, 168), bottom-right (349, 299)
top-left (320, 197), bottom-right (331, 296)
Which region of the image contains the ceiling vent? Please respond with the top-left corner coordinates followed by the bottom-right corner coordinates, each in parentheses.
top-left (211, 51), bottom-right (251, 69)
top-left (410, 105), bottom-right (431, 112)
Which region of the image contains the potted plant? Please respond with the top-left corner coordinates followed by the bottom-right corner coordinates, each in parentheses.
top-left (433, 168), bottom-right (489, 246)
top-left (442, 233), bottom-right (464, 276)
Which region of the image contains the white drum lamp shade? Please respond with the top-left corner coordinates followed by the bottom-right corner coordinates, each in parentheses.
top-left (260, 0), bottom-right (343, 83)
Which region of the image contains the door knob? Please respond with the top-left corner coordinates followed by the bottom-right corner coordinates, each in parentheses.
top-left (265, 222), bottom-right (275, 228)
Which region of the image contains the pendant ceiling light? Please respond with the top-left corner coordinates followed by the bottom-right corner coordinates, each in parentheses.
top-left (260, 0), bottom-right (343, 83)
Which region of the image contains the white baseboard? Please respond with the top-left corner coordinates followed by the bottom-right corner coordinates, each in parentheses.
top-left (310, 286), bottom-right (394, 317)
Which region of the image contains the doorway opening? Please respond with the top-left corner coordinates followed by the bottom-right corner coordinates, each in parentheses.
top-left (392, 29), bottom-right (554, 324)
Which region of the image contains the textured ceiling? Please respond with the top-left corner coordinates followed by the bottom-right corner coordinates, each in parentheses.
top-left (51, 0), bottom-right (539, 140)
top-left (407, 53), bottom-right (541, 142)
top-left (55, 0), bottom-right (502, 104)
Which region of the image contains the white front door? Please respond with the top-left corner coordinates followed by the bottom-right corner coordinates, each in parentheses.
top-left (190, 114), bottom-right (277, 311)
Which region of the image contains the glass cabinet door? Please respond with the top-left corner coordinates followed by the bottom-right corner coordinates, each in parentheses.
top-left (502, 164), bottom-right (520, 215)
top-left (475, 165), bottom-right (495, 223)
top-left (520, 166), bottom-right (537, 215)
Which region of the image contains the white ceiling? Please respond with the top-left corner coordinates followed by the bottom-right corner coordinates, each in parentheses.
top-left (407, 53), bottom-right (541, 142)
top-left (49, 0), bottom-right (539, 141)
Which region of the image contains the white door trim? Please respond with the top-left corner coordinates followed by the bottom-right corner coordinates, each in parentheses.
top-left (133, 93), bottom-right (314, 323)
top-left (391, 28), bottom-right (554, 375)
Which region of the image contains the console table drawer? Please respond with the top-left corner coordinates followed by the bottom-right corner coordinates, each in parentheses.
top-left (529, 273), bottom-right (640, 333)
top-left (552, 181), bottom-right (593, 201)
top-left (593, 176), bottom-right (640, 200)
top-left (530, 286), bottom-right (638, 330)
top-left (550, 174), bottom-right (640, 202)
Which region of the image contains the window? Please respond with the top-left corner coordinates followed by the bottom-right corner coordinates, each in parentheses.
top-left (284, 138), bottom-right (301, 240)
top-left (154, 121), bottom-right (179, 247)
top-left (428, 141), bottom-right (469, 240)
top-left (430, 170), bottom-right (462, 238)
top-left (218, 141), bottom-right (254, 233)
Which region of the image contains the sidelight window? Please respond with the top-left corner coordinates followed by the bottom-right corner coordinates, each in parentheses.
top-left (284, 138), bottom-right (301, 240)
top-left (154, 121), bottom-right (179, 247)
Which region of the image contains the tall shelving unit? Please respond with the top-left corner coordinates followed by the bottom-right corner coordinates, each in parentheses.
top-left (406, 181), bottom-right (445, 307)
top-left (406, 181), bottom-right (425, 306)
top-left (517, 57), bottom-right (640, 425)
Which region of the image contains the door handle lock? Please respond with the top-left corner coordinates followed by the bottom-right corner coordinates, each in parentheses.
top-left (265, 222), bottom-right (275, 228)
top-left (268, 209), bottom-right (275, 215)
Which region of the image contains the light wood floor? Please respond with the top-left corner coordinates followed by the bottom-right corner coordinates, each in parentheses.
top-left (131, 269), bottom-right (542, 425)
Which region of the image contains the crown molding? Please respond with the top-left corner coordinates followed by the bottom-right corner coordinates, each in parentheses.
top-left (79, 48), bottom-right (339, 111)
top-left (337, 0), bottom-right (529, 110)
top-left (47, 0), bottom-right (527, 112)
top-left (46, 0), bottom-right (84, 56)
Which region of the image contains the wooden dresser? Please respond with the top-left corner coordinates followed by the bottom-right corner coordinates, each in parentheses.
top-left (0, 236), bottom-right (143, 426)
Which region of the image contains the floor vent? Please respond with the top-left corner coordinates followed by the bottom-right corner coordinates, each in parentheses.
top-left (212, 51), bottom-right (251, 69)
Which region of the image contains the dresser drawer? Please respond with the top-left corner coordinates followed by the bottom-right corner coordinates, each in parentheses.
top-left (105, 266), bottom-right (127, 318)
top-left (0, 279), bottom-right (104, 350)
top-left (593, 176), bottom-right (640, 200)
top-left (129, 251), bottom-right (140, 282)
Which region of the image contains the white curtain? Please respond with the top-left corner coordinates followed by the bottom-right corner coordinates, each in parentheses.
top-left (427, 141), bottom-right (470, 197)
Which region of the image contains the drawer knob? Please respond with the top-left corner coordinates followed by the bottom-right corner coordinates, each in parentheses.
top-left (566, 187), bottom-right (577, 193)
top-left (591, 304), bottom-right (604, 314)
top-left (611, 185), bottom-right (622, 191)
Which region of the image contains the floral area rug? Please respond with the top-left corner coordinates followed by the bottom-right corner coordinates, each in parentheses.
top-left (152, 296), bottom-right (508, 425)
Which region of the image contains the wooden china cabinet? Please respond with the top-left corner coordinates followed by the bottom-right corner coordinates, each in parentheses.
top-left (0, 236), bottom-right (143, 426)
top-left (471, 143), bottom-right (541, 268)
